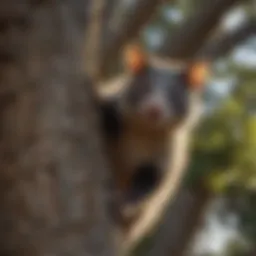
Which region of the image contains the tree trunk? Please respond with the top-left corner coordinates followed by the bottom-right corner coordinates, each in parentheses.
top-left (0, 1), bottom-right (116, 255)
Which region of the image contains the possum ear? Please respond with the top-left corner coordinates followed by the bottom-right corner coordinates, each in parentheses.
top-left (187, 61), bottom-right (210, 90)
top-left (123, 44), bottom-right (148, 74)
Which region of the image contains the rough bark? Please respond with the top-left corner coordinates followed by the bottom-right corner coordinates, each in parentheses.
top-left (0, 1), bottom-right (116, 255)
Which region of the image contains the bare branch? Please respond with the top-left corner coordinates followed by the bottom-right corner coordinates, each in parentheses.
top-left (199, 18), bottom-right (256, 60)
top-left (159, 0), bottom-right (244, 59)
top-left (99, 0), bottom-right (165, 78)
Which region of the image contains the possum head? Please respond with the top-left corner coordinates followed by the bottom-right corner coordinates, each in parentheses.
top-left (119, 44), bottom-right (209, 129)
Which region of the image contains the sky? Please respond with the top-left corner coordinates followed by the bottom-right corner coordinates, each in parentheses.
top-left (192, 198), bottom-right (241, 255)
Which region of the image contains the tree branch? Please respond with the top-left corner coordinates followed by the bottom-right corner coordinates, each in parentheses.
top-left (99, 0), bottom-right (165, 78)
top-left (123, 93), bottom-right (204, 253)
top-left (159, 0), bottom-right (244, 59)
top-left (148, 184), bottom-right (212, 256)
top-left (199, 18), bottom-right (256, 60)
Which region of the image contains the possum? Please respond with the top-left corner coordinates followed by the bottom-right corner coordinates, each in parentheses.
top-left (97, 44), bottom-right (209, 230)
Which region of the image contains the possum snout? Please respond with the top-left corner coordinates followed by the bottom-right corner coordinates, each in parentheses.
top-left (144, 104), bottom-right (163, 121)
top-left (140, 92), bottom-right (171, 123)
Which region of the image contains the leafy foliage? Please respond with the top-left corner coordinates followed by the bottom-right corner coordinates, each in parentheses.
top-left (186, 66), bottom-right (256, 250)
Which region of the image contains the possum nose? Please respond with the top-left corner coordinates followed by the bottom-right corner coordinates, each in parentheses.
top-left (145, 105), bottom-right (162, 120)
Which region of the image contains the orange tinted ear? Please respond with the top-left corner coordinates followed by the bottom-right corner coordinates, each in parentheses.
top-left (123, 44), bottom-right (148, 74)
top-left (187, 61), bottom-right (210, 90)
